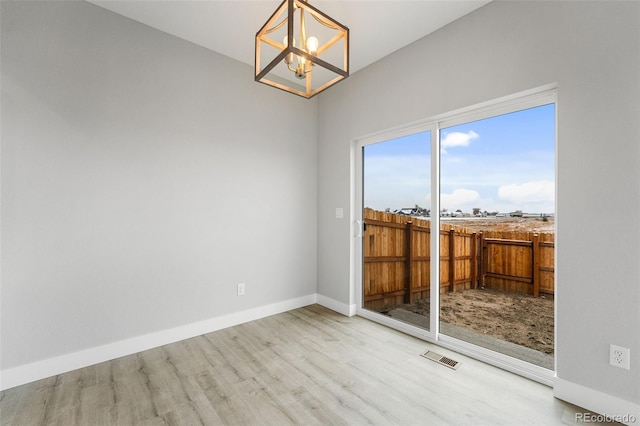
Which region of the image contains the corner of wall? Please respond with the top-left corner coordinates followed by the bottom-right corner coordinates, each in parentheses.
top-left (554, 377), bottom-right (640, 426)
top-left (316, 293), bottom-right (356, 317)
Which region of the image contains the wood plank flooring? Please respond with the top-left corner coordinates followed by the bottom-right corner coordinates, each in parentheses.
top-left (1, 305), bottom-right (605, 425)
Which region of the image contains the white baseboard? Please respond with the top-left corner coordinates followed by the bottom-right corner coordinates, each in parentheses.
top-left (554, 377), bottom-right (640, 425)
top-left (316, 294), bottom-right (357, 316)
top-left (0, 294), bottom-right (317, 391)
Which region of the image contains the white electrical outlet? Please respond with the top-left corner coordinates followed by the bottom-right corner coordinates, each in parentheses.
top-left (609, 344), bottom-right (630, 370)
top-left (237, 283), bottom-right (245, 296)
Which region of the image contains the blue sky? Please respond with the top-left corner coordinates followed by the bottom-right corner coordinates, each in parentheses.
top-left (363, 103), bottom-right (555, 214)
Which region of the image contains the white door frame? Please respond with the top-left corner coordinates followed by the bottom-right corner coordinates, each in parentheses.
top-left (351, 84), bottom-right (557, 386)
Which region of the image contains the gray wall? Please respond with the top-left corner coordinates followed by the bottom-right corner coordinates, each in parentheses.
top-left (318, 1), bottom-right (639, 405)
top-left (1, 1), bottom-right (317, 369)
top-left (3, 0), bottom-right (639, 410)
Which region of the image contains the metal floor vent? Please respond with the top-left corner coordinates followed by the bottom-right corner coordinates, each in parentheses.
top-left (420, 350), bottom-right (461, 370)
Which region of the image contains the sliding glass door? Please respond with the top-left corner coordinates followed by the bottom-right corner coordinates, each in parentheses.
top-left (356, 88), bottom-right (556, 377)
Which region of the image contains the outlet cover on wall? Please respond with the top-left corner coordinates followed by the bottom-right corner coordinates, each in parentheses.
top-left (237, 283), bottom-right (245, 296)
top-left (609, 344), bottom-right (630, 370)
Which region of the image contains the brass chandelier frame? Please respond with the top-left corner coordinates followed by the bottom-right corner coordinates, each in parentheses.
top-left (255, 0), bottom-right (349, 99)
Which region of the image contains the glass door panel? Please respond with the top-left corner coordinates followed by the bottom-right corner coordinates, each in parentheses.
top-left (438, 103), bottom-right (556, 369)
top-left (362, 130), bottom-right (431, 330)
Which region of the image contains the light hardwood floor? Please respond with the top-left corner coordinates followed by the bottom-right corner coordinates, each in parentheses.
top-left (1, 305), bottom-right (607, 425)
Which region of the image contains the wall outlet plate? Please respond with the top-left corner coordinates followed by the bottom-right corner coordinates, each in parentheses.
top-left (237, 283), bottom-right (245, 296)
top-left (609, 344), bottom-right (630, 370)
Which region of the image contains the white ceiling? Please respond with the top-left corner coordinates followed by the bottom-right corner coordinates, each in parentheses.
top-left (88, 0), bottom-right (490, 75)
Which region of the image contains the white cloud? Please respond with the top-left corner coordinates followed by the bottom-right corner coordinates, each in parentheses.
top-left (440, 188), bottom-right (481, 211)
top-left (498, 180), bottom-right (555, 213)
top-left (441, 131), bottom-right (478, 153)
top-left (498, 181), bottom-right (555, 205)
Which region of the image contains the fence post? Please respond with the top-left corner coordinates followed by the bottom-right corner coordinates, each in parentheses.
top-left (480, 232), bottom-right (486, 288)
top-left (448, 229), bottom-right (455, 292)
top-left (404, 221), bottom-right (414, 303)
top-left (471, 232), bottom-right (477, 289)
top-left (533, 233), bottom-right (540, 297)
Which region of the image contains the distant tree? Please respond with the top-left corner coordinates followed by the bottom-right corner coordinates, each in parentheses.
top-left (472, 207), bottom-right (481, 216)
top-left (385, 207), bottom-right (391, 213)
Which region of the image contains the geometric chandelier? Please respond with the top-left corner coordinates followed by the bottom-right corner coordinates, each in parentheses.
top-left (255, 0), bottom-right (349, 99)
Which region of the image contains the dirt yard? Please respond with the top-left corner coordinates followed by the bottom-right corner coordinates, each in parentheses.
top-left (400, 288), bottom-right (554, 355)
top-left (393, 215), bottom-right (555, 356)
top-left (441, 216), bottom-right (555, 234)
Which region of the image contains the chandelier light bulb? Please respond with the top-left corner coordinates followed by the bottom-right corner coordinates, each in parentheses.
top-left (306, 36), bottom-right (319, 55)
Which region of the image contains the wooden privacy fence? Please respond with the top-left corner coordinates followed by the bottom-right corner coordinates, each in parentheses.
top-left (363, 208), bottom-right (555, 312)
